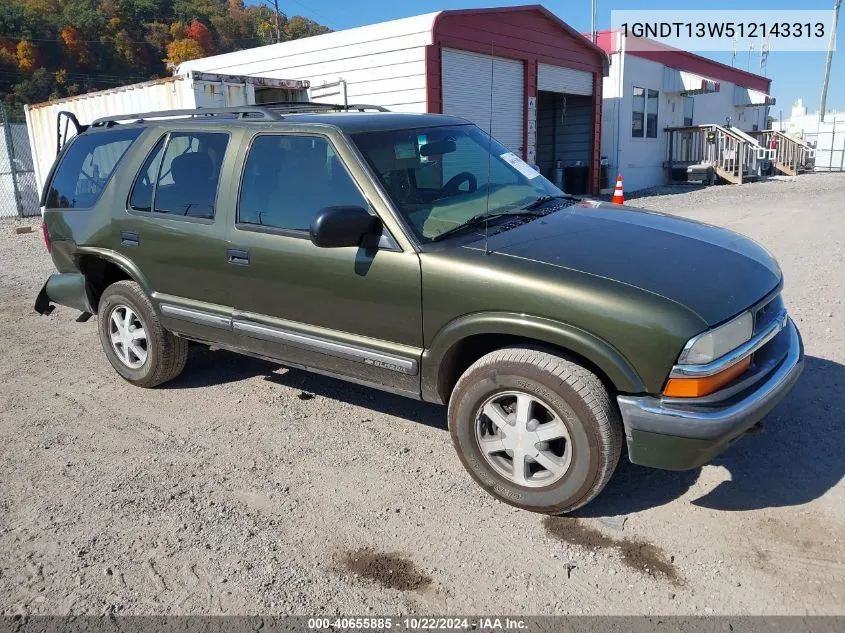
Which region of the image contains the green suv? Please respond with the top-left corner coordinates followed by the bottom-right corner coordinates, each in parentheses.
top-left (35, 106), bottom-right (803, 514)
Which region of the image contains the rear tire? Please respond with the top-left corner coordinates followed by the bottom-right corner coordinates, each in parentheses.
top-left (448, 347), bottom-right (622, 514)
top-left (97, 280), bottom-right (188, 388)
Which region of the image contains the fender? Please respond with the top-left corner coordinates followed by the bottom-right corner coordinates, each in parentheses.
top-left (421, 312), bottom-right (645, 404)
top-left (76, 246), bottom-right (153, 295)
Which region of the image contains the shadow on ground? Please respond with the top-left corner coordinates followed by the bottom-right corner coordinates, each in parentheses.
top-left (576, 355), bottom-right (845, 516)
top-left (164, 344), bottom-right (447, 431)
top-left (167, 347), bottom-right (843, 513)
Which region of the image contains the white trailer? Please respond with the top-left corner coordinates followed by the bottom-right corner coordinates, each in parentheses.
top-left (24, 71), bottom-right (309, 196)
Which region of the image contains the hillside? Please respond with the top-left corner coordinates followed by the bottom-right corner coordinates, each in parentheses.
top-left (0, 0), bottom-right (329, 115)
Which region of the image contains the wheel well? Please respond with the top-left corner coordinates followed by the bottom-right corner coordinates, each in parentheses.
top-left (437, 334), bottom-right (618, 403)
top-left (78, 256), bottom-right (132, 310)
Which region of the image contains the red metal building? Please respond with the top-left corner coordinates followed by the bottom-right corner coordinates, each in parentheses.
top-left (426, 6), bottom-right (610, 193)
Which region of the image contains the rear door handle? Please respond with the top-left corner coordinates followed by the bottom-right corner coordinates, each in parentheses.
top-left (120, 230), bottom-right (139, 247)
top-left (226, 248), bottom-right (250, 266)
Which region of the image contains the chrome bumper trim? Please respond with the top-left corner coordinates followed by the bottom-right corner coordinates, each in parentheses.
top-left (618, 319), bottom-right (803, 441)
top-left (670, 309), bottom-right (788, 378)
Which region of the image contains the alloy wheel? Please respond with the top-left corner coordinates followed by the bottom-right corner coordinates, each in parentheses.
top-left (108, 304), bottom-right (148, 369)
top-left (475, 390), bottom-right (573, 487)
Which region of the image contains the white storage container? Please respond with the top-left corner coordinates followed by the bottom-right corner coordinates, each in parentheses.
top-left (24, 71), bottom-right (309, 196)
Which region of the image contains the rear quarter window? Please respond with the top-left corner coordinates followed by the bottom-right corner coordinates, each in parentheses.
top-left (45, 128), bottom-right (143, 209)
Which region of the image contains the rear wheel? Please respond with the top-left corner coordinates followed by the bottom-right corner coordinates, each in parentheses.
top-left (97, 280), bottom-right (188, 387)
top-left (448, 347), bottom-right (622, 514)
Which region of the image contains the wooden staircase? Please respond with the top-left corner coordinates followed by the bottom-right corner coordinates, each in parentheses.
top-left (664, 124), bottom-right (768, 185)
top-left (748, 129), bottom-right (815, 176)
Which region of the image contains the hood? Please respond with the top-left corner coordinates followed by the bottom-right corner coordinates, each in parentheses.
top-left (477, 201), bottom-right (782, 325)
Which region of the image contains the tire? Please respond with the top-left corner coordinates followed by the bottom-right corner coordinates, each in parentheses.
top-left (97, 280), bottom-right (188, 388)
top-left (448, 347), bottom-right (622, 514)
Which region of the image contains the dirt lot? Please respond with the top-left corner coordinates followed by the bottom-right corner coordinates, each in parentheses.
top-left (1, 173), bottom-right (844, 616)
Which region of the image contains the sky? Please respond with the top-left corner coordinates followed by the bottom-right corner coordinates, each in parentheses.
top-left (255, 0), bottom-right (843, 116)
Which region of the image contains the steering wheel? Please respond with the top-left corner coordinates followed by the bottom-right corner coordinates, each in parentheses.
top-left (442, 172), bottom-right (477, 196)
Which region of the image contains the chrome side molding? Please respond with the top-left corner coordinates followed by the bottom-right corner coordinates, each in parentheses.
top-left (160, 304), bottom-right (232, 329)
top-left (232, 320), bottom-right (418, 375)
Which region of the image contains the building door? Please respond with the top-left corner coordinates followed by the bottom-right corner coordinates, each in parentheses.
top-left (536, 64), bottom-right (595, 194)
top-left (441, 48), bottom-right (524, 156)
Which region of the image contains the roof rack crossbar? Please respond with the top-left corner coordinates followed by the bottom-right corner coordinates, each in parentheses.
top-left (90, 106), bottom-right (283, 127)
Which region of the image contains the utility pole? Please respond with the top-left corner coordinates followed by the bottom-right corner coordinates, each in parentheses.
top-left (590, 0), bottom-right (597, 44)
top-left (273, 0), bottom-right (282, 43)
top-left (820, 0), bottom-right (842, 122)
top-left (760, 37), bottom-right (770, 76)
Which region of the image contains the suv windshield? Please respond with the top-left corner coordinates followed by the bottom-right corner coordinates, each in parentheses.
top-left (352, 125), bottom-right (563, 243)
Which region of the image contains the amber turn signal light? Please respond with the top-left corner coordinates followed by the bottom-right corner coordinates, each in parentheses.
top-left (663, 357), bottom-right (751, 398)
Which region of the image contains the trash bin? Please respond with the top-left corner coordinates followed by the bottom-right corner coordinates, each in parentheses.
top-left (564, 165), bottom-right (589, 195)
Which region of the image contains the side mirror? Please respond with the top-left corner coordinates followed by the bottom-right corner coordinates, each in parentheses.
top-left (309, 205), bottom-right (381, 248)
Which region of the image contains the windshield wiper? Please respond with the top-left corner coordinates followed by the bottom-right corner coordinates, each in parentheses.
top-left (522, 194), bottom-right (578, 210)
top-left (430, 209), bottom-right (545, 242)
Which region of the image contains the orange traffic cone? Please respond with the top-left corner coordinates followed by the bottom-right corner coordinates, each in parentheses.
top-left (612, 175), bottom-right (624, 205)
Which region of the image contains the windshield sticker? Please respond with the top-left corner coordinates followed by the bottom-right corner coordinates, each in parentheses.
top-left (500, 152), bottom-right (540, 179)
top-left (394, 140), bottom-right (417, 160)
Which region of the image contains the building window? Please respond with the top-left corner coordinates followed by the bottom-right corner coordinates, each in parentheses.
top-left (683, 96), bottom-right (694, 127)
top-left (632, 86), bottom-right (659, 138)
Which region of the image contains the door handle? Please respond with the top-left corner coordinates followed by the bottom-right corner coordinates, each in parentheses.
top-left (120, 230), bottom-right (139, 247)
top-left (226, 248), bottom-right (250, 266)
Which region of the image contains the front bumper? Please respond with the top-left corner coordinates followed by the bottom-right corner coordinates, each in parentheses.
top-left (617, 319), bottom-right (804, 470)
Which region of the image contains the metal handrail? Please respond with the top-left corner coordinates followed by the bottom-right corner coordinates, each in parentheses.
top-left (90, 106), bottom-right (283, 127)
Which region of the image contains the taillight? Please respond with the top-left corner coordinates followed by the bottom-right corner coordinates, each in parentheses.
top-left (41, 221), bottom-right (52, 253)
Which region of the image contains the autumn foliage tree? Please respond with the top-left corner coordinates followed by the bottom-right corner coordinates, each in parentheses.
top-left (0, 0), bottom-right (331, 112)
top-left (184, 20), bottom-right (215, 56)
top-left (164, 38), bottom-right (205, 70)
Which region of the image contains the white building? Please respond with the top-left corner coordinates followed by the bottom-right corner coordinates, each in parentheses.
top-left (773, 99), bottom-right (845, 172)
top-left (595, 30), bottom-right (775, 192)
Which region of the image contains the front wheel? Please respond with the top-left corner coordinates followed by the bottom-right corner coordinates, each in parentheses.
top-left (97, 280), bottom-right (188, 388)
top-left (448, 347), bottom-right (622, 514)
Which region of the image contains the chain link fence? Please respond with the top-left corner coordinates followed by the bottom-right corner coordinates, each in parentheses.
top-left (1, 102), bottom-right (41, 218)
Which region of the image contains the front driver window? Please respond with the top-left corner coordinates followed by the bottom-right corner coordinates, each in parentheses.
top-left (238, 134), bottom-right (368, 231)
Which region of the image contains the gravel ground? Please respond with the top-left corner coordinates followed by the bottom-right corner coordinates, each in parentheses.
top-left (1, 173), bottom-right (843, 616)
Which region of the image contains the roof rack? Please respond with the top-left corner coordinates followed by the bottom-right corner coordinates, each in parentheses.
top-left (261, 102), bottom-right (390, 114)
top-left (89, 106), bottom-right (282, 127)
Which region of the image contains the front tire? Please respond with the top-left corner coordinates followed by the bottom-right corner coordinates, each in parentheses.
top-left (448, 347), bottom-right (622, 514)
top-left (97, 280), bottom-right (188, 388)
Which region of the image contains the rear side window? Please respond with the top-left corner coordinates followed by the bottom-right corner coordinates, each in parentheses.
top-left (129, 131), bottom-right (229, 219)
top-left (46, 128), bottom-right (143, 209)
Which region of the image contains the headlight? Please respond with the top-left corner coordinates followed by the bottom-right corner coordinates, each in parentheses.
top-left (678, 311), bottom-right (754, 365)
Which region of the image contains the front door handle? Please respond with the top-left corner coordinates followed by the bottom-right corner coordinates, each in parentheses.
top-left (121, 230), bottom-right (139, 247)
top-left (226, 248), bottom-right (250, 266)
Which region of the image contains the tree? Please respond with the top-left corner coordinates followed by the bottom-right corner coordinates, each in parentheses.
top-left (285, 15), bottom-right (329, 40)
top-left (16, 40), bottom-right (39, 71)
top-left (60, 25), bottom-right (91, 66)
top-left (184, 20), bottom-right (214, 55)
top-left (12, 66), bottom-right (55, 103)
top-left (164, 38), bottom-right (205, 70)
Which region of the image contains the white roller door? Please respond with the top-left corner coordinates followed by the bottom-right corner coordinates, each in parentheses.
top-left (441, 48), bottom-right (524, 155)
top-left (538, 63), bottom-right (593, 96)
